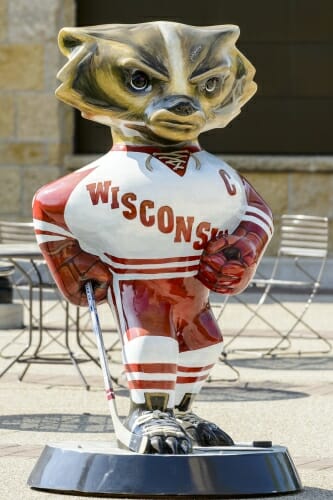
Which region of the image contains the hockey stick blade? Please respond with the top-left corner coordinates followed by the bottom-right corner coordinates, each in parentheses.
top-left (85, 281), bottom-right (149, 454)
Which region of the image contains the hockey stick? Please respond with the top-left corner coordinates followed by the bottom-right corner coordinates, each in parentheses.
top-left (85, 281), bottom-right (148, 453)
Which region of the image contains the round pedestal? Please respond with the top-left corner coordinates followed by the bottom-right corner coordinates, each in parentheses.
top-left (28, 441), bottom-right (302, 497)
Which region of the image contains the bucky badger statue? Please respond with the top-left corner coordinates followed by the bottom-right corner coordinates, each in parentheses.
top-left (33, 21), bottom-right (273, 454)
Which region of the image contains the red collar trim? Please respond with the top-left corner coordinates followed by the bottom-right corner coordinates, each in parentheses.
top-left (111, 144), bottom-right (201, 154)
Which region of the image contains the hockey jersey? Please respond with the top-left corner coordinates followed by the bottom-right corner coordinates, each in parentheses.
top-left (33, 145), bottom-right (273, 300)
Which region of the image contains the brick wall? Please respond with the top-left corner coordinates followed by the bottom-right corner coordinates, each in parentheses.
top-left (0, 0), bottom-right (75, 220)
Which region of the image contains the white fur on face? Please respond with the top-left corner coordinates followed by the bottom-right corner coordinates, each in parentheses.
top-left (158, 22), bottom-right (189, 94)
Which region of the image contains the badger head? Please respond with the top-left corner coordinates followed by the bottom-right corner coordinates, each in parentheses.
top-left (56, 21), bottom-right (257, 145)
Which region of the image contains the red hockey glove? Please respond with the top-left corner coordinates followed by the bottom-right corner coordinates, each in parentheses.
top-left (197, 175), bottom-right (273, 295)
top-left (40, 238), bottom-right (112, 306)
top-left (197, 226), bottom-right (267, 295)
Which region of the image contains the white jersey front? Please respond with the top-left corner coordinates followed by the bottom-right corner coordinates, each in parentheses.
top-left (34, 146), bottom-right (254, 280)
top-left (60, 147), bottom-right (247, 279)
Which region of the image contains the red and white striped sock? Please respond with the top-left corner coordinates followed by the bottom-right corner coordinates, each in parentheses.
top-left (175, 342), bottom-right (223, 406)
top-left (122, 335), bottom-right (179, 407)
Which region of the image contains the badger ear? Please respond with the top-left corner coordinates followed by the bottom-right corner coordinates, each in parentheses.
top-left (211, 24), bottom-right (240, 47)
top-left (58, 27), bottom-right (95, 57)
top-left (202, 25), bottom-right (257, 130)
top-left (56, 27), bottom-right (95, 84)
top-left (56, 26), bottom-right (122, 117)
top-left (56, 27), bottom-right (99, 111)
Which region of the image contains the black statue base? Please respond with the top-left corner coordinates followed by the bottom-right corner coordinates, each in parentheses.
top-left (28, 441), bottom-right (302, 497)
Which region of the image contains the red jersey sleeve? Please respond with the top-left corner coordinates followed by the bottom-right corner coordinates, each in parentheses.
top-left (32, 168), bottom-right (112, 306)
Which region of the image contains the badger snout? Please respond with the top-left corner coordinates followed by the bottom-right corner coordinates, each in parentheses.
top-left (145, 95), bottom-right (205, 141)
top-left (147, 95), bottom-right (201, 117)
top-left (168, 99), bottom-right (199, 116)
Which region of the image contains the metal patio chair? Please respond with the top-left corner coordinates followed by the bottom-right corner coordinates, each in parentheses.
top-left (0, 221), bottom-right (98, 387)
top-left (222, 214), bottom-right (331, 357)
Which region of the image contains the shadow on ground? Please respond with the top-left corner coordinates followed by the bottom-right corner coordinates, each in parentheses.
top-left (296, 487), bottom-right (333, 499)
top-left (0, 413), bottom-right (114, 433)
top-left (115, 383), bottom-right (309, 403)
top-left (199, 382), bottom-right (308, 402)
top-left (0, 382), bottom-right (308, 433)
top-left (229, 356), bottom-right (333, 371)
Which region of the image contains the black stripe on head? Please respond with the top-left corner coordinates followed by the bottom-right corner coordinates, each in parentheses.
top-left (188, 28), bottom-right (239, 80)
top-left (190, 45), bottom-right (230, 80)
top-left (72, 49), bottom-right (126, 111)
top-left (135, 48), bottom-right (169, 78)
top-left (90, 25), bottom-right (169, 79)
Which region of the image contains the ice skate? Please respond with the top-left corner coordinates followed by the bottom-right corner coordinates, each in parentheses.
top-left (125, 405), bottom-right (192, 454)
top-left (175, 410), bottom-right (234, 446)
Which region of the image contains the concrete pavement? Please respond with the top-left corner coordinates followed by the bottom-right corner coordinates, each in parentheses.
top-left (0, 296), bottom-right (332, 499)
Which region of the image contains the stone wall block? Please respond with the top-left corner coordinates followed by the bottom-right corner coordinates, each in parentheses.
top-left (0, 0), bottom-right (7, 42)
top-left (241, 171), bottom-right (289, 218)
top-left (328, 220), bottom-right (333, 254)
top-left (8, 0), bottom-right (60, 42)
top-left (22, 165), bottom-right (61, 215)
top-left (0, 44), bottom-right (44, 90)
top-left (47, 142), bottom-right (72, 167)
top-left (45, 41), bottom-right (63, 92)
top-left (268, 219), bottom-right (280, 256)
top-left (59, 103), bottom-right (74, 143)
top-left (289, 173), bottom-right (331, 216)
top-left (0, 166), bottom-right (21, 215)
top-left (0, 95), bottom-right (15, 138)
top-left (0, 143), bottom-right (46, 165)
top-left (0, 0), bottom-right (76, 220)
top-left (17, 93), bottom-right (60, 141)
top-left (61, 0), bottom-right (76, 27)
top-left (326, 175), bottom-right (333, 219)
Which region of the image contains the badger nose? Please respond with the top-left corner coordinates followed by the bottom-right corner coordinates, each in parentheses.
top-left (169, 101), bottom-right (197, 116)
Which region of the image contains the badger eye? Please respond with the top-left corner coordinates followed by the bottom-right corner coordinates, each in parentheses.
top-left (204, 77), bottom-right (220, 93)
top-left (129, 70), bottom-right (151, 91)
